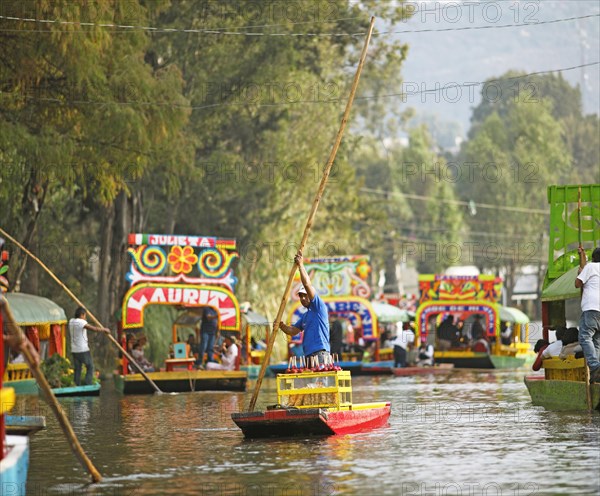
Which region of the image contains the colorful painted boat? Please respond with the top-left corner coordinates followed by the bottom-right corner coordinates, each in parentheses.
top-left (524, 184), bottom-right (600, 411)
top-left (115, 233), bottom-right (248, 394)
top-left (1, 294), bottom-right (30, 495)
top-left (232, 369), bottom-right (391, 438)
top-left (414, 275), bottom-right (534, 369)
top-left (284, 255), bottom-right (413, 376)
top-left (1, 292), bottom-right (81, 395)
top-left (114, 369), bottom-right (247, 394)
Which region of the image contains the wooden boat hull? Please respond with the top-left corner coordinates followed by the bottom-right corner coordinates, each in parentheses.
top-left (2, 378), bottom-right (38, 395)
top-left (435, 352), bottom-right (526, 369)
top-left (524, 376), bottom-right (600, 411)
top-left (231, 402), bottom-right (391, 438)
top-left (5, 415), bottom-right (46, 436)
top-left (0, 435), bottom-right (29, 493)
top-left (113, 370), bottom-right (247, 394)
top-left (358, 361), bottom-right (394, 375)
top-left (392, 365), bottom-right (454, 376)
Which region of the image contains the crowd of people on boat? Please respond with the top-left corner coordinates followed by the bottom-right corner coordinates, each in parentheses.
top-left (530, 246), bottom-right (600, 383)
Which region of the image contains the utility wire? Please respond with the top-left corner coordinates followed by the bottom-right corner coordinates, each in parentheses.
top-left (2, 61), bottom-right (597, 110)
top-left (359, 187), bottom-right (549, 214)
top-left (0, 12), bottom-right (597, 37)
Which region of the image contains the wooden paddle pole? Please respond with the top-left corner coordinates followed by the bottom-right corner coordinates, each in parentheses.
top-left (246, 17), bottom-right (376, 412)
top-left (578, 187), bottom-right (584, 252)
top-left (1, 296), bottom-right (102, 482)
top-left (576, 187), bottom-right (594, 410)
top-left (0, 226), bottom-right (164, 395)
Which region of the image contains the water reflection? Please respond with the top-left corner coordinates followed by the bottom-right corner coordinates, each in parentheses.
top-left (20, 372), bottom-right (600, 495)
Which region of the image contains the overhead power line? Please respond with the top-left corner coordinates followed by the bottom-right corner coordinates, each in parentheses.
top-left (0, 12), bottom-right (597, 37)
top-left (359, 187), bottom-right (549, 215)
top-left (2, 61), bottom-right (598, 110)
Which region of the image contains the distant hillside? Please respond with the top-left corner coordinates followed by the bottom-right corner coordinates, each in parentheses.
top-left (382, 0), bottom-right (600, 143)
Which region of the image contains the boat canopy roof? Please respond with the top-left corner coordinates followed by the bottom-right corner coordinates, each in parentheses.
top-left (4, 292), bottom-right (67, 325)
top-left (498, 305), bottom-right (529, 324)
top-left (243, 310), bottom-right (270, 327)
top-left (541, 266), bottom-right (580, 302)
top-left (371, 301), bottom-right (411, 323)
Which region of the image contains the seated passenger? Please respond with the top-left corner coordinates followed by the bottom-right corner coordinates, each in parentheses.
top-left (500, 322), bottom-right (513, 346)
top-left (131, 342), bottom-right (155, 372)
top-left (416, 342), bottom-right (434, 367)
top-left (471, 330), bottom-right (490, 353)
top-left (559, 327), bottom-right (583, 359)
top-left (206, 336), bottom-right (239, 371)
top-left (532, 328), bottom-right (566, 371)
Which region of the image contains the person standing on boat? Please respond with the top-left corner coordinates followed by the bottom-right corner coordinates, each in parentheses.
top-left (279, 251), bottom-right (331, 365)
top-left (198, 306), bottom-right (219, 368)
top-left (68, 307), bottom-right (109, 386)
top-left (575, 246), bottom-right (600, 383)
top-left (392, 323), bottom-right (414, 368)
top-left (329, 316), bottom-right (344, 358)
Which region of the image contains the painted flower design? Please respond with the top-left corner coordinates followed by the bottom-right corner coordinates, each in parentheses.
top-left (167, 246), bottom-right (198, 274)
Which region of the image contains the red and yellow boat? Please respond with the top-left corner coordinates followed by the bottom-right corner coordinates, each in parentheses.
top-left (232, 367), bottom-right (391, 438)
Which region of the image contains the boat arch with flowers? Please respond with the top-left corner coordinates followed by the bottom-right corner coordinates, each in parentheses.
top-left (268, 255), bottom-right (402, 375)
top-left (415, 274), bottom-right (533, 369)
top-left (114, 233), bottom-right (247, 394)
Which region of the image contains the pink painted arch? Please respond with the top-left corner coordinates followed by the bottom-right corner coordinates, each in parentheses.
top-left (122, 283), bottom-right (240, 331)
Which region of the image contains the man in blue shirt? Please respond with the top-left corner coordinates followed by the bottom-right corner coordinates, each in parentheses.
top-left (279, 251), bottom-right (331, 365)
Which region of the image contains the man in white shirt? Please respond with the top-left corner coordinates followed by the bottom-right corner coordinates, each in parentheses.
top-left (206, 335), bottom-right (239, 370)
top-left (575, 247), bottom-right (600, 383)
top-left (392, 322), bottom-right (415, 368)
top-left (69, 307), bottom-right (109, 386)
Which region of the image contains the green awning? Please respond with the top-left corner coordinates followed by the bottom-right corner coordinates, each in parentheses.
top-left (4, 293), bottom-right (67, 325)
top-left (498, 305), bottom-right (530, 324)
top-left (541, 266), bottom-right (581, 302)
top-left (371, 301), bottom-right (411, 323)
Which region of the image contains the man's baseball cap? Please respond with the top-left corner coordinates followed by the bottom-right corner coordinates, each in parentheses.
top-left (297, 284), bottom-right (307, 295)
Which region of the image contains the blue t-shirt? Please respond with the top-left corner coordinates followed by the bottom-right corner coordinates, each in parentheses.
top-left (293, 294), bottom-right (330, 356)
top-left (201, 307), bottom-right (219, 334)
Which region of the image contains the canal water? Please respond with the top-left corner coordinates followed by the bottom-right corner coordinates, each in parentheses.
top-left (13, 370), bottom-right (600, 495)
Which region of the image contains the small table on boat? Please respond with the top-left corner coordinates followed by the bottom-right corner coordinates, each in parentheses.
top-left (165, 358), bottom-right (196, 371)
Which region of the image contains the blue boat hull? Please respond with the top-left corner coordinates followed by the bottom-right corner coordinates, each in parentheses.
top-left (0, 435), bottom-right (29, 495)
top-left (49, 384), bottom-right (101, 397)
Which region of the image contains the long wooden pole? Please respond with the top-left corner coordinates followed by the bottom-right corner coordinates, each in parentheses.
top-left (0, 226), bottom-right (164, 394)
top-left (577, 187), bottom-right (593, 411)
top-left (1, 296), bottom-right (102, 482)
top-left (246, 17), bottom-right (376, 412)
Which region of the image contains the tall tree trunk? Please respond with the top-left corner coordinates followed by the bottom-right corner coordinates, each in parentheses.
top-left (97, 203), bottom-right (115, 326)
top-left (384, 233), bottom-right (399, 294)
top-left (95, 190), bottom-right (144, 368)
top-left (14, 178), bottom-right (49, 292)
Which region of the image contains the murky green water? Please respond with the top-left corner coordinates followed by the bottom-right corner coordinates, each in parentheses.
top-left (12, 371), bottom-right (600, 495)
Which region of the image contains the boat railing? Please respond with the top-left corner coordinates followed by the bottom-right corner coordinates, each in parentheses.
top-left (4, 363), bottom-right (33, 382)
top-left (277, 370), bottom-right (352, 410)
top-left (542, 356), bottom-right (588, 382)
